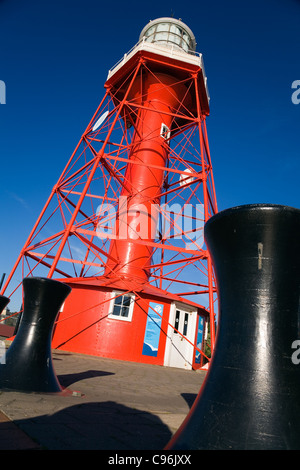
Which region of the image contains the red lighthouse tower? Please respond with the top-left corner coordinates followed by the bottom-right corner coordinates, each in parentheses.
top-left (1, 18), bottom-right (218, 369)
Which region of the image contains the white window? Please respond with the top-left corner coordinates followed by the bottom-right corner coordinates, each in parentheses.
top-left (160, 123), bottom-right (171, 141)
top-left (108, 292), bottom-right (135, 322)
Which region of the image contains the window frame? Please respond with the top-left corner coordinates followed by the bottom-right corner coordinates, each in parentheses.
top-left (108, 291), bottom-right (135, 322)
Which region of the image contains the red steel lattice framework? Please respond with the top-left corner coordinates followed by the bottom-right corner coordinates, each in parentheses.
top-left (1, 35), bottom-right (218, 351)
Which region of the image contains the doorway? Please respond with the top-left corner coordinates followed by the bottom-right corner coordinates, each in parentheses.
top-left (164, 303), bottom-right (197, 370)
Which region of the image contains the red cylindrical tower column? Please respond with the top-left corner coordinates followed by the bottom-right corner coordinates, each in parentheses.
top-left (105, 73), bottom-right (190, 281)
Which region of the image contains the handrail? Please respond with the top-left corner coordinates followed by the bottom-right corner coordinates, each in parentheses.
top-left (107, 37), bottom-right (210, 102)
top-left (108, 36), bottom-right (202, 75)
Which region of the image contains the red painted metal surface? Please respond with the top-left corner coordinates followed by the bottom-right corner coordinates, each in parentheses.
top-left (51, 276), bottom-right (208, 365)
top-left (1, 31), bottom-right (218, 362)
top-left (52, 281), bottom-right (171, 364)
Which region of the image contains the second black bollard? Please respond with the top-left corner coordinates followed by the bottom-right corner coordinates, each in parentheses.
top-left (0, 277), bottom-right (71, 393)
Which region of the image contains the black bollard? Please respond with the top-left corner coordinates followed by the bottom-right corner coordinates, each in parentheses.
top-left (0, 295), bottom-right (10, 314)
top-left (166, 204), bottom-right (300, 450)
top-left (0, 277), bottom-right (71, 393)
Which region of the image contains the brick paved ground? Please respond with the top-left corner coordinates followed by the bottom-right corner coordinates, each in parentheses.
top-left (0, 350), bottom-right (206, 450)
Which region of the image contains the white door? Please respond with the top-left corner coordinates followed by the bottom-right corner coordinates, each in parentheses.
top-left (165, 304), bottom-right (197, 370)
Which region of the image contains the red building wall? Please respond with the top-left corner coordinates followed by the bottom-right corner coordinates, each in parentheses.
top-left (52, 283), bottom-right (171, 366)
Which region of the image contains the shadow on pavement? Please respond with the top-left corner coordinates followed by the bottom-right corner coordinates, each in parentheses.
top-left (10, 401), bottom-right (173, 450)
top-left (57, 369), bottom-right (114, 388)
top-left (181, 392), bottom-right (197, 408)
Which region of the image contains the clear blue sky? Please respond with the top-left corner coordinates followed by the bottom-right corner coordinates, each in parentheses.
top-left (0, 0), bottom-right (299, 306)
